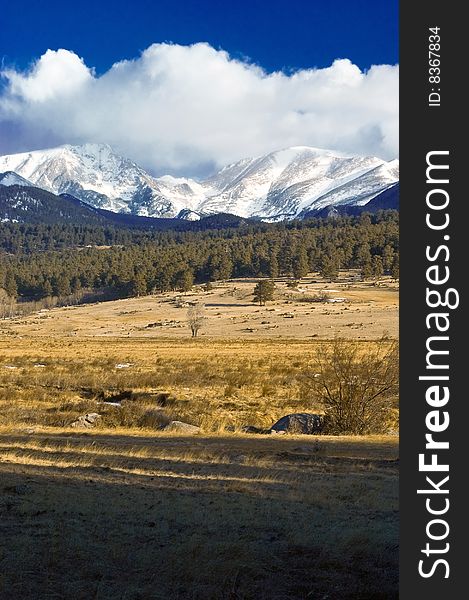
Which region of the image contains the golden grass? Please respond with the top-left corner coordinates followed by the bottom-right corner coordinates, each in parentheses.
top-left (1, 274), bottom-right (398, 340)
top-left (0, 337), bottom-right (397, 432)
top-left (0, 339), bottom-right (321, 431)
top-left (0, 300), bottom-right (399, 598)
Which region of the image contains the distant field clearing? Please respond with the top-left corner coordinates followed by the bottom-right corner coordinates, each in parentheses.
top-left (1, 274), bottom-right (398, 340)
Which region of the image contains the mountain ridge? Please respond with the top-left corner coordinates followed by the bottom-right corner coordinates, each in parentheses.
top-left (0, 144), bottom-right (399, 220)
top-left (0, 184), bottom-right (252, 230)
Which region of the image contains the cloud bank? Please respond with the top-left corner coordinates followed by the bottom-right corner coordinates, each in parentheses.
top-left (0, 43), bottom-right (398, 176)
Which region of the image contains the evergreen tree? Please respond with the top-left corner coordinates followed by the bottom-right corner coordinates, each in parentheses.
top-left (175, 268), bottom-right (194, 293)
top-left (391, 256), bottom-right (400, 280)
top-left (292, 245), bottom-right (309, 279)
top-left (382, 244), bottom-right (395, 273)
top-left (4, 271), bottom-right (17, 299)
top-left (268, 251), bottom-right (279, 278)
top-left (130, 272), bottom-right (148, 297)
top-left (206, 249), bottom-right (233, 282)
top-left (253, 280), bottom-right (275, 306)
top-left (280, 237), bottom-right (295, 276)
top-left (372, 255), bottom-right (384, 280)
top-left (42, 280), bottom-right (54, 297)
top-left (320, 256), bottom-right (339, 281)
top-left (71, 276), bottom-right (82, 294)
top-left (361, 261), bottom-right (373, 281)
top-left (54, 274), bottom-right (71, 298)
top-left (355, 242), bottom-right (372, 267)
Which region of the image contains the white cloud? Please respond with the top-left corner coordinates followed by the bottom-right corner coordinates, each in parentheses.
top-left (0, 43), bottom-right (398, 176)
top-left (2, 49), bottom-right (93, 103)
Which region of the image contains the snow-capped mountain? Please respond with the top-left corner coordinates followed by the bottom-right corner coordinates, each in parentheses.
top-left (0, 144), bottom-right (205, 217)
top-left (200, 147), bottom-right (398, 220)
top-left (0, 144), bottom-right (399, 220)
top-left (0, 171), bottom-right (34, 187)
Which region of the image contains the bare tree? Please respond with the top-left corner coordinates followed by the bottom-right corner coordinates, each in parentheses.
top-left (187, 303), bottom-right (205, 337)
top-left (305, 337), bottom-right (399, 434)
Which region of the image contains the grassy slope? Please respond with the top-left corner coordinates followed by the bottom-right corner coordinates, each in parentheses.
top-left (3, 276), bottom-right (399, 341)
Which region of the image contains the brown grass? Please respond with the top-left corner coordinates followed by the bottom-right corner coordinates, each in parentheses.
top-left (0, 430), bottom-right (398, 599)
top-left (0, 338), bottom-right (398, 432)
top-left (0, 274), bottom-right (398, 340)
top-left (0, 278), bottom-right (399, 598)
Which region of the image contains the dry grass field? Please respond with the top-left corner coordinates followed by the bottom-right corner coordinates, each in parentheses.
top-left (0, 337), bottom-right (399, 433)
top-left (0, 272), bottom-right (399, 599)
top-left (0, 273), bottom-right (398, 340)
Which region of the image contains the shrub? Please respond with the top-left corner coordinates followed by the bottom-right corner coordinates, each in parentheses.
top-left (297, 292), bottom-right (332, 303)
top-left (99, 404), bottom-right (171, 429)
top-left (305, 337), bottom-right (399, 434)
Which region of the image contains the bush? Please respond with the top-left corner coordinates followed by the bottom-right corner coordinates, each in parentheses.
top-left (306, 337), bottom-right (398, 434)
top-left (297, 292), bottom-right (332, 303)
top-left (138, 408), bottom-right (171, 429)
top-left (99, 404), bottom-right (171, 429)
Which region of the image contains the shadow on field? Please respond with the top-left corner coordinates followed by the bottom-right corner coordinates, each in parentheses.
top-left (0, 432), bottom-right (398, 600)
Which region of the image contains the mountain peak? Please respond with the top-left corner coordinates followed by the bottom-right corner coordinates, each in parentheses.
top-left (0, 171), bottom-right (34, 187)
top-left (0, 144), bottom-right (399, 220)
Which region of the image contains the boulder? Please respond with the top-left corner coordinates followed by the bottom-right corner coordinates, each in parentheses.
top-left (270, 413), bottom-right (325, 435)
top-left (165, 420), bottom-right (200, 433)
top-left (71, 412), bottom-right (101, 429)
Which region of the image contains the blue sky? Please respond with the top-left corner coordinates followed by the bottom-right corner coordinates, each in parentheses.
top-left (0, 1), bottom-right (398, 175)
top-left (1, 0), bottom-right (397, 74)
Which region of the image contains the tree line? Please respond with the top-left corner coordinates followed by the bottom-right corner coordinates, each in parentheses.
top-left (0, 211), bottom-right (399, 303)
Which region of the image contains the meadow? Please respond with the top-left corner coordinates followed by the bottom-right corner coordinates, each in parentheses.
top-left (0, 274), bottom-right (399, 599)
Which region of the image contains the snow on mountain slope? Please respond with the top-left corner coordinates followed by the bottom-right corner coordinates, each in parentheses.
top-left (199, 147), bottom-right (328, 217)
top-left (0, 144), bottom-right (399, 219)
top-left (199, 147), bottom-right (397, 219)
top-left (0, 171), bottom-right (35, 187)
top-left (0, 144), bottom-right (201, 217)
top-left (300, 161), bottom-right (400, 212)
top-left (0, 183), bottom-right (107, 225)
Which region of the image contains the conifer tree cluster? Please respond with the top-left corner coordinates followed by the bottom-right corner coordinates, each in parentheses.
top-left (0, 211), bottom-right (399, 303)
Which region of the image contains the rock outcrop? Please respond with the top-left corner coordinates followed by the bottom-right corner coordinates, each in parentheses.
top-left (164, 420), bottom-right (200, 433)
top-left (270, 413), bottom-right (326, 435)
top-left (71, 413), bottom-right (101, 428)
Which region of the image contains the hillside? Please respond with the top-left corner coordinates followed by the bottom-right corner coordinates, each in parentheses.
top-left (0, 144), bottom-right (399, 220)
top-left (0, 184), bottom-right (249, 230)
top-left (0, 185), bottom-right (106, 226)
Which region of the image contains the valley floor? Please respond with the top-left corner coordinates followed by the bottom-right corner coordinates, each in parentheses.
top-left (0, 275), bottom-right (399, 598)
top-left (1, 275), bottom-right (398, 340)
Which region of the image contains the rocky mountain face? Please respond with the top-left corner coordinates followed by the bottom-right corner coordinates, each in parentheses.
top-left (0, 144), bottom-right (399, 220)
top-left (0, 171), bottom-right (34, 187)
